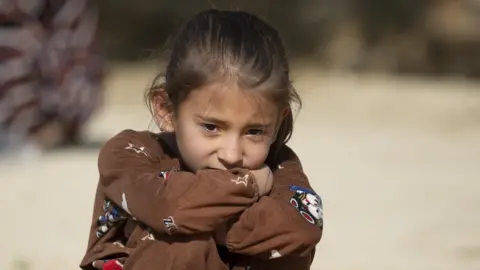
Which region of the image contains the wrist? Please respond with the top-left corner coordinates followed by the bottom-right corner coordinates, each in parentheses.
top-left (248, 171), bottom-right (260, 202)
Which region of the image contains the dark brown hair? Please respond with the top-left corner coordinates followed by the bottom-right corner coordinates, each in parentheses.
top-left (146, 9), bottom-right (301, 157)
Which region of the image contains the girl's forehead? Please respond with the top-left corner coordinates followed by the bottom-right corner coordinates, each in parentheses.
top-left (182, 83), bottom-right (279, 124)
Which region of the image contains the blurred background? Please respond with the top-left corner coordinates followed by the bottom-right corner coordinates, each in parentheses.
top-left (1, 1), bottom-right (479, 270)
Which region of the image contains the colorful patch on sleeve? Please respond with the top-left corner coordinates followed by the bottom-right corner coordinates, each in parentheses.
top-left (159, 169), bottom-right (178, 179)
top-left (163, 216), bottom-right (178, 235)
top-left (104, 260), bottom-right (123, 270)
top-left (96, 199), bottom-right (128, 238)
top-left (92, 259), bottom-right (124, 270)
top-left (289, 185), bottom-right (323, 228)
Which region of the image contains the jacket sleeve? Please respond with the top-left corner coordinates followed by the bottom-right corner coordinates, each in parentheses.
top-left (98, 130), bottom-right (259, 236)
top-left (225, 146), bottom-right (323, 258)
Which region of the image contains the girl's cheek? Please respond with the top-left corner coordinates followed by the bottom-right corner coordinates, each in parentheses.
top-left (244, 143), bottom-right (271, 167)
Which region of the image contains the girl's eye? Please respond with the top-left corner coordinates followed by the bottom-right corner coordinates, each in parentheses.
top-left (247, 129), bottom-right (265, 136)
top-left (202, 123), bottom-right (218, 132)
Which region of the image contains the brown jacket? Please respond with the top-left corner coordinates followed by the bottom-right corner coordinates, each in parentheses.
top-left (80, 129), bottom-right (323, 270)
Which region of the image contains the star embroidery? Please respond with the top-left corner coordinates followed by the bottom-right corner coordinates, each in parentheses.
top-left (121, 193), bottom-right (132, 215)
top-left (231, 174), bottom-right (249, 187)
top-left (141, 232), bottom-right (155, 241)
top-left (113, 241), bottom-right (125, 247)
top-left (125, 143), bottom-right (148, 156)
top-left (270, 250), bottom-right (282, 259)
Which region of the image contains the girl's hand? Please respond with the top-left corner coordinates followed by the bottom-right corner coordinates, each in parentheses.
top-left (250, 165), bottom-right (273, 197)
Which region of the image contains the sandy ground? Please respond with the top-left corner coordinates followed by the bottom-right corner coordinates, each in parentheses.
top-left (1, 63), bottom-right (480, 270)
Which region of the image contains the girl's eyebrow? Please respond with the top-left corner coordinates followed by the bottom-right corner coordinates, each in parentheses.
top-left (195, 114), bottom-right (272, 129)
top-left (195, 115), bottom-right (228, 125)
top-left (247, 123), bottom-right (272, 129)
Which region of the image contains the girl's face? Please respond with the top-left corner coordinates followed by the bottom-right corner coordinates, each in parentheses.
top-left (172, 82), bottom-right (284, 172)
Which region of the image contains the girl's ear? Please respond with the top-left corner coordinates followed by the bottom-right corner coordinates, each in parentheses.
top-left (152, 88), bottom-right (174, 132)
top-left (281, 107), bottom-right (290, 119)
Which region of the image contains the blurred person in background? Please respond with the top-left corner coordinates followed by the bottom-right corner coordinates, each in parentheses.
top-left (0, 0), bottom-right (103, 158)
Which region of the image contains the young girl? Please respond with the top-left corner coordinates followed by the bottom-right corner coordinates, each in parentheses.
top-left (80, 9), bottom-right (323, 270)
